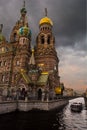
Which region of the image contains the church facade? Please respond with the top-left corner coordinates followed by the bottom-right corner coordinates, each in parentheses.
top-left (0, 2), bottom-right (63, 99)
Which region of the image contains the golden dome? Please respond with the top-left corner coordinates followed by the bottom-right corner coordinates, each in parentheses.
top-left (39, 17), bottom-right (53, 26)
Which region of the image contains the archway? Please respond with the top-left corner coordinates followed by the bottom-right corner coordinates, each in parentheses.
top-left (37, 88), bottom-right (42, 100)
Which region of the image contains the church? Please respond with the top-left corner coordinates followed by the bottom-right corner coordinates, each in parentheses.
top-left (0, 2), bottom-right (64, 100)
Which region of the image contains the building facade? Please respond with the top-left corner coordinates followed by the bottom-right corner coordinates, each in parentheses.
top-left (0, 2), bottom-right (62, 99)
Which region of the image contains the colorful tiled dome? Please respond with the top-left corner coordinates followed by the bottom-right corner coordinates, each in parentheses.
top-left (20, 7), bottom-right (27, 14)
top-left (18, 26), bottom-right (31, 37)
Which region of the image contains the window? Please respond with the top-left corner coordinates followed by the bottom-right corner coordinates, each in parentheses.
top-left (47, 36), bottom-right (50, 44)
top-left (23, 38), bottom-right (25, 44)
top-left (19, 38), bottom-right (22, 43)
top-left (0, 61), bottom-right (3, 67)
top-left (14, 74), bottom-right (17, 79)
top-left (3, 61), bottom-right (6, 66)
top-left (2, 75), bottom-right (5, 82)
top-left (6, 47), bottom-right (9, 51)
top-left (41, 36), bottom-right (44, 44)
top-left (14, 33), bottom-right (17, 42)
top-left (16, 60), bottom-right (20, 66)
top-left (0, 61), bottom-right (1, 66)
top-left (5, 73), bottom-right (9, 82)
top-left (45, 27), bottom-right (47, 30)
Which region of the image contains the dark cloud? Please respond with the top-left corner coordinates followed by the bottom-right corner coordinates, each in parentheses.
top-left (0, 0), bottom-right (86, 50)
top-left (52, 0), bottom-right (86, 49)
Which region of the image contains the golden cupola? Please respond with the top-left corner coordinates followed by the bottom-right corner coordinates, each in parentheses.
top-left (39, 17), bottom-right (53, 26)
top-left (39, 8), bottom-right (53, 26)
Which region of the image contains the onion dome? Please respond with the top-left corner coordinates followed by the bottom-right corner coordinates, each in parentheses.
top-left (21, 7), bottom-right (27, 14)
top-left (18, 26), bottom-right (31, 38)
top-left (39, 17), bottom-right (53, 26)
top-left (54, 87), bottom-right (61, 94)
top-left (39, 8), bottom-right (53, 26)
top-left (20, 1), bottom-right (27, 15)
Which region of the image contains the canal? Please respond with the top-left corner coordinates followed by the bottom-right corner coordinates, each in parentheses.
top-left (0, 97), bottom-right (87, 130)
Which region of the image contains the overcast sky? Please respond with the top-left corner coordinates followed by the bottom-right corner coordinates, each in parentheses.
top-left (0, 0), bottom-right (87, 92)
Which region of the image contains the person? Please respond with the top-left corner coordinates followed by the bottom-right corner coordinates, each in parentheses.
top-left (16, 88), bottom-right (21, 100)
top-left (38, 89), bottom-right (42, 100)
top-left (21, 88), bottom-right (26, 100)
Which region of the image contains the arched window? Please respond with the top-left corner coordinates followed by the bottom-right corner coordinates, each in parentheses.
top-left (41, 36), bottom-right (44, 44)
top-left (3, 61), bottom-right (6, 66)
top-left (0, 61), bottom-right (1, 66)
top-left (43, 27), bottom-right (44, 30)
top-left (2, 75), bottom-right (5, 82)
top-left (23, 38), bottom-right (25, 44)
top-left (16, 60), bottom-right (20, 66)
top-left (45, 27), bottom-right (47, 30)
top-left (0, 61), bottom-right (3, 67)
top-left (14, 74), bottom-right (18, 79)
top-left (47, 35), bottom-right (50, 44)
top-left (14, 33), bottom-right (17, 42)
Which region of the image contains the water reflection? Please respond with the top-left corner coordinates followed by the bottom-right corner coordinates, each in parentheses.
top-left (53, 97), bottom-right (87, 130)
top-left (0, 97), bottom-right (87, 130)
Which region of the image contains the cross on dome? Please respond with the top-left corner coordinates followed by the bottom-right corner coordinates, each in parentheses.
top-left (23, 0), bottom-right (25, 8)
top-left (45, 8), bottom-right (47, 16)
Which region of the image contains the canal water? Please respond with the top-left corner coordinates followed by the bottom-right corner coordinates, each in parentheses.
top-left (0, 97), bottom-right (87, 130)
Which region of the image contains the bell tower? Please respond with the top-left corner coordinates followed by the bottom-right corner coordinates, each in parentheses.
top-left (35, 8), bottom-right (59, 75)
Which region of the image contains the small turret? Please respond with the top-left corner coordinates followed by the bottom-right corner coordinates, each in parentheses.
top-left (0, 24), bottom-right (6, 43)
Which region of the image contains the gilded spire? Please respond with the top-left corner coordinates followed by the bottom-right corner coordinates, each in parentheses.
top-left (45, 8), bottom-right (47, 16)
top-left (23, 0), bottom-right (25, 8)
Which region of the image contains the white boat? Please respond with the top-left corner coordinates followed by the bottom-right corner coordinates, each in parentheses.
top-left (70, 102), bottom-right (82, 112)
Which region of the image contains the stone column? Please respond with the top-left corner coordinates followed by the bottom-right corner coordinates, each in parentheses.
top-left (42, 92), bottom-right (45, 101)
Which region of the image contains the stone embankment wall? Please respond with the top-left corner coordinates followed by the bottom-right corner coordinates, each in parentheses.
top-left (48, 99), bottom-right (68, 110)
top-left (18, 99), bottom-right (68, 111)
top-left (0, 101), bottom-right (17, 114)
top-left (0, 99), bottom-right (68, 114)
